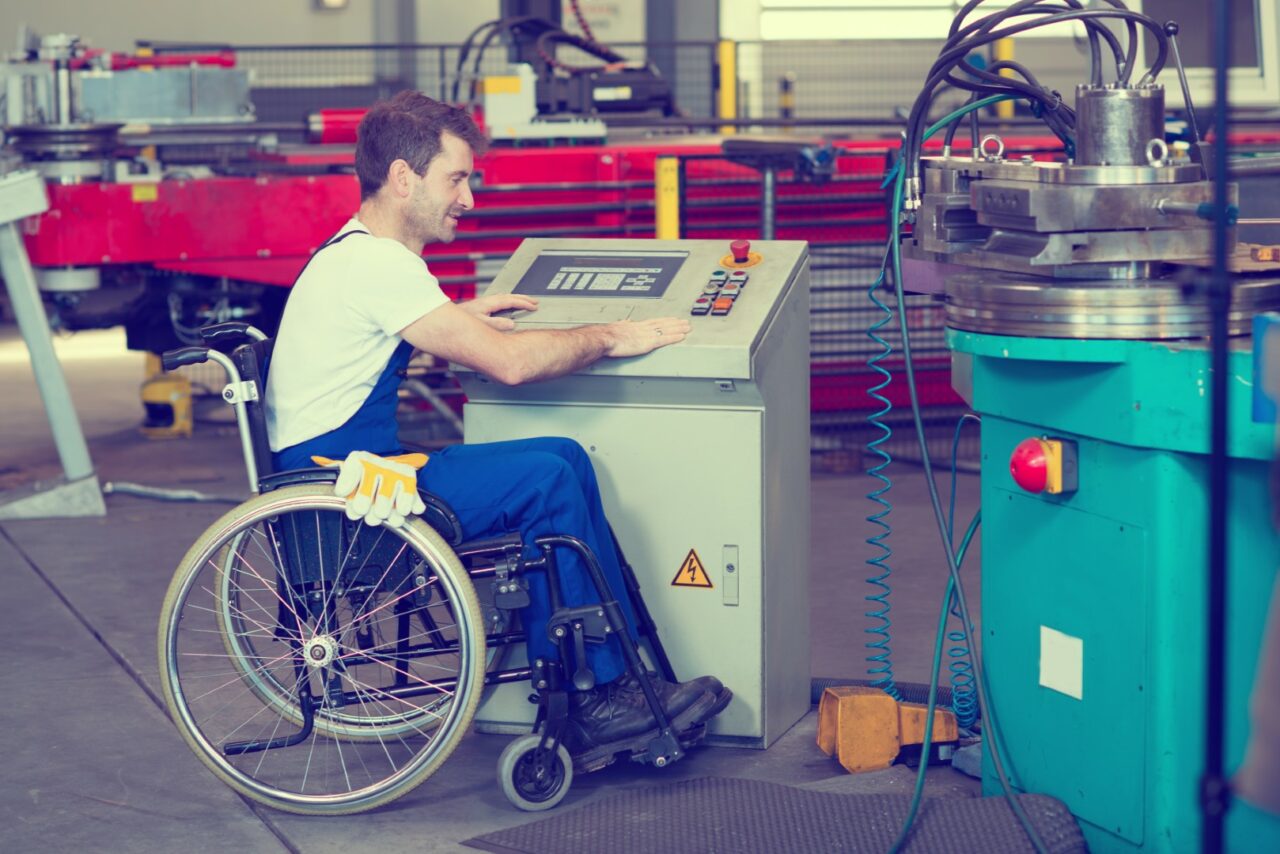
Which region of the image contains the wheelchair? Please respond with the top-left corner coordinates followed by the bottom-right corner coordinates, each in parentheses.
top-left (155, 322), bottom-right (709, 815)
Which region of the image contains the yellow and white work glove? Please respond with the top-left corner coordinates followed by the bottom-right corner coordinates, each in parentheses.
top-left (311, 451), bottom-right (429, 528)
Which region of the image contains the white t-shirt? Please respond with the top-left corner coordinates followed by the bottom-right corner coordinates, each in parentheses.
top-left (266, 217), bottom-right (450, 451)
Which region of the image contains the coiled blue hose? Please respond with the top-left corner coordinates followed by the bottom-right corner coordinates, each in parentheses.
top-left (946, 414), bottom-right (981, 728)
top-left (863, 246), bottom-right (900, 700)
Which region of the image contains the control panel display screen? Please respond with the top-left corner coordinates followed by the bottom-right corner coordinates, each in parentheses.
top-left (513, 249), bottom-right (689, 299)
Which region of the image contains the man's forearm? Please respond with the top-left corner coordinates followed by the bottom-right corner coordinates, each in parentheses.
top-left (500, 325), bottom-right (616, 384)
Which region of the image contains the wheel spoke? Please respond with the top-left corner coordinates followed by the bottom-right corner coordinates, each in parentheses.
top-left (160, 488), bottom-right (481, 812)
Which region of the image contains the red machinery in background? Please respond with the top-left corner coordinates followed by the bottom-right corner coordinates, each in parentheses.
top-left (19, 132), bottom-right (976, 417)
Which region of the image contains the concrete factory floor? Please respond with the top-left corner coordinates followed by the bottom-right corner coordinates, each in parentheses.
top-left (0, 323), bottom-right (984, 853)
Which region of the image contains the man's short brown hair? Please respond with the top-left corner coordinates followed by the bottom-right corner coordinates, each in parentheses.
top-left (354, 91), bottom-right (488, 201)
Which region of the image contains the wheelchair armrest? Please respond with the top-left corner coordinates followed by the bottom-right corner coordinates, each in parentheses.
top-left (420, 492), bottom-right (464, 546)
top-left (258, 467), bottom-right (338, 492)
top-left (258, 470), bottom-right (465, 546)
top-left (454, 532), bottom-right (524, 560)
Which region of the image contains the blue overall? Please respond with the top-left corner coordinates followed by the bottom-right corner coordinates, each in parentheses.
top-left (272, 239), bottom-right (636, 683)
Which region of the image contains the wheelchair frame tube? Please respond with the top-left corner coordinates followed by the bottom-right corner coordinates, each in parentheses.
top-left (609, 524), bottom-right (678, 684)
top-left (536, 534), bottom-right (677, 733)
top-left (204, 349), bottom-right (260, 493)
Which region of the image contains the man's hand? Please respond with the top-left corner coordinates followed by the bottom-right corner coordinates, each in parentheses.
top-left (603, 317), bottom-right (692, 358)
top-left (311, 451), bottom-right (429, 528)
top-left (459, 293), bottom-right (539, 331)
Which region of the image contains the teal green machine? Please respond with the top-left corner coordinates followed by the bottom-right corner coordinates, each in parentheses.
top-left (897, 67), bottom-right (1280, 850)
top-left (951, 332), bottom-right (1280, 852)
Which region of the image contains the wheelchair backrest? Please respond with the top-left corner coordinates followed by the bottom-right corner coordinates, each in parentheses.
top-left (232, 337), bottom-right (276, 482)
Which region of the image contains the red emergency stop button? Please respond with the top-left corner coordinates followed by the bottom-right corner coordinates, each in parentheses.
top-left (1010, 436), bottom-right (1078, 495)
top-left (721, 240), bottom-right (761, 268)
top-left (1010, 438), bottom-right (1049, 493)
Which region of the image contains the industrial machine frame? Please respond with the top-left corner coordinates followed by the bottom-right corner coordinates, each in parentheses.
top-left (154, 322), bottom-right (708, 814)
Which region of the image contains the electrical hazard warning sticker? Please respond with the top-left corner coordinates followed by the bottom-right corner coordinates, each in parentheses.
top-left (671, 549), bottom-right (713, 588)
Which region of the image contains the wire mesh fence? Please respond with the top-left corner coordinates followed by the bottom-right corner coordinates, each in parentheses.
top-left (152, 37), bottom-right (983, 471)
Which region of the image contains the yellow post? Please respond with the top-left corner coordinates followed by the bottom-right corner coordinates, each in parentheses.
top-left (654, 156), bottom-right (681, 240)
top-left (717, 39), bottom-right (737, 136)
top-left (994, 38), bottom-right (1015, 119)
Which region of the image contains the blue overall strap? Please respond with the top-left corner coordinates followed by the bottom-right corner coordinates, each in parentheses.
top-left (260, 225), bottom-right (368, 385)
top-left (273, 340), bottom-right (414, 472)
top-left (271, 225), bottom-right (416, 472)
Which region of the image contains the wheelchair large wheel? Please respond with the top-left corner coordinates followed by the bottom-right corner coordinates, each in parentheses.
top-left (215, 511), bottom-right (513, 740)
top-left (158, 485), bottom-right (486, 815)
top-left (212, 529), bottom-right (456, 741)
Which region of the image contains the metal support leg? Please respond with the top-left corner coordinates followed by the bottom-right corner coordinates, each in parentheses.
top-left (760, 164), bottom-right (777, 240)
top-left (0, 170), bottom-right (104, 519)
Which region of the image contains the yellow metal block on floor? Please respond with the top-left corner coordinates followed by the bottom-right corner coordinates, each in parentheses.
top-left (817, 686), bottom-right (958, 774)
top-left (140, 353), bottom-right (193, 439)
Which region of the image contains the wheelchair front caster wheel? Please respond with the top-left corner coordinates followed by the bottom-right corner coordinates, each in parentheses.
top-left (498, 734), bottom-right (574, 812)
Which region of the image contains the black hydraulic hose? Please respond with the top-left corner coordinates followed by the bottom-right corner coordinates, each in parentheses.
top-left (943, 93), bottom-right (981, 152)
top-left (914, 7), bottom-right (1169, 153)
top-left (466, 16), bottom-right (547, 104)
top-left (453, 18), bottom-right (503, 102)
top-left (917, 7), bottom-right (1164, 150)
top-left (904, 8), bottom-right (1169, 189)
top-left (535, 29), bottom-right (627, 69)
top-left (948, 2), bottom-right (1118, 88)
top-left (1202, 0), bottom-right (1232, 850)
top-left (943, 57), bottom-right (1078, 146)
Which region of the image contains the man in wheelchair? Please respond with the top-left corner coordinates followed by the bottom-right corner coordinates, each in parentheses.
top-left (263, 91), bottom-right (731, 770)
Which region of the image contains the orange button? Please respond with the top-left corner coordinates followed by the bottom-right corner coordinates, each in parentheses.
top-left (713, 296), bottom-right (734, 312)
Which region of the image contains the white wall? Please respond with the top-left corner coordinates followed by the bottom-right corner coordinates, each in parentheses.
top-left (2, 0), bottom-right (375, 51)
top-left (416, 1), bottom-right (502, 45)
top-left (719, 0), bottom-right (761, 41)
top-left (2, 1), bottom-right (646, 55)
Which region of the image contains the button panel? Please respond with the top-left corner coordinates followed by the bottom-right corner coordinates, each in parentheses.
top-left (690, 254), bottom-right (756, 316)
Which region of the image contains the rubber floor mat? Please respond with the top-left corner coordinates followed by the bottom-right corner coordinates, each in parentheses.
top-left (464, 776), bottom-right (1088, 853)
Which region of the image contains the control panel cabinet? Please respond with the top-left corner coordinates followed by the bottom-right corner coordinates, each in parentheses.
top-left (454, 238), bottom-right (811, 748)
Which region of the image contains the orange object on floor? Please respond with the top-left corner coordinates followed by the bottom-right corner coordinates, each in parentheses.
top-left (816, 685), bottom-right (958, 774)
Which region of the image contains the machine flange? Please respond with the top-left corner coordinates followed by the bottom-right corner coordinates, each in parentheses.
top-left (944, 272), bottom-right (1280, 339)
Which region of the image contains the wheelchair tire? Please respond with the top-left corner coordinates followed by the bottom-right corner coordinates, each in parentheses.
top-left (158, 485), bottom-right (486, 815)
top-left (216, 526), bottom-right (514, 741)
top-left (498, 734), bottom-right (574, 812)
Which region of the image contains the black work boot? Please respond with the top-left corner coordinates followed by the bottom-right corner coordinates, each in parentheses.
top-left (563, 677), bottom-right (724, 772)
top-left (613, 670), bottom-right (722, 720)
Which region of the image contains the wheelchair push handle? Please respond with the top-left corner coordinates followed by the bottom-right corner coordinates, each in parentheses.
top-left (200, 322), bottom-right (269, 347)
top-left (162, 346), bottom-right (211, 372)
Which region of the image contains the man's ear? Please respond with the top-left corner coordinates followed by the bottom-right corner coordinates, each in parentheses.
top-left (387, 159), bottom-right (414, 198)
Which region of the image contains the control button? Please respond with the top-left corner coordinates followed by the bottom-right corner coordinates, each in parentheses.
top-left (721, 284), bottom-right (741, 299)
top-left (703, 282), bottom-right (721, 295)
top-left (1009, 439), bottom-right (1048, 493)
top-left (729, 270), bottom-right (748, 284)
top-left (1010, 436), bottom-right (1078, 495)
top-left (691, 298), bottom-right (711, 316)
top-left (710, 269), bottom-right (728, 281)
top-left (730, 239), bottom-right (751, 263)
top-left (712, 296), bottom-right (734, 315)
